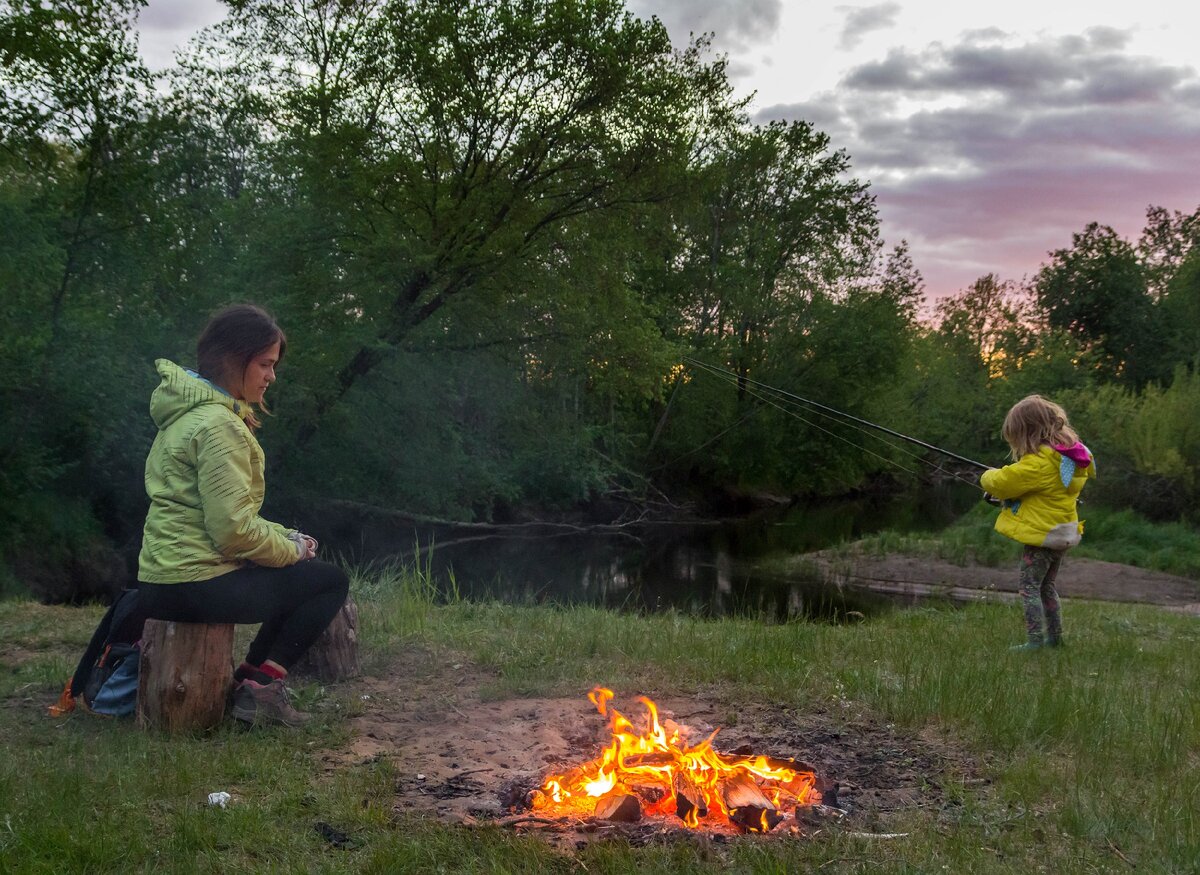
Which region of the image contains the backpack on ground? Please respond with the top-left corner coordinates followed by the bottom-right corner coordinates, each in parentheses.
top-left (49, 588), bottom-right (147, 718)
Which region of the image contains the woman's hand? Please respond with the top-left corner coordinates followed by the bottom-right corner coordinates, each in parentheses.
top-left (289, 531), bottom-right (318, 560)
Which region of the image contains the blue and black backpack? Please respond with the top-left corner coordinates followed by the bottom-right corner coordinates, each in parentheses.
top-left (49, 588), bottom-right (147, 718)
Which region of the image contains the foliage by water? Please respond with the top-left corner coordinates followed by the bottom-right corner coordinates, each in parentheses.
top-left (846, 502), bottom-right (1200, 578)
top-left (2, 563), bottom-right (1197, 872)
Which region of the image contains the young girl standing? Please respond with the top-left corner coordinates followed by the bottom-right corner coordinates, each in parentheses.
top-left (138, 304), bottom-right (349, 726)
top-left (980, 395), bottom-right (1096, 650)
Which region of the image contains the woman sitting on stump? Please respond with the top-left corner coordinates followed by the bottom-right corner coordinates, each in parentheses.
top-left (138, 303), bottom-right (349, 727)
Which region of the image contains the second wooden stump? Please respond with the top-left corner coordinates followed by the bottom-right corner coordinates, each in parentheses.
top-left (293, 596), bottom-right (360, 682)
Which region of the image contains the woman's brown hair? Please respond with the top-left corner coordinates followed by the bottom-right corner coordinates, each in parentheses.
top-left (197, 303), bottom-right (286, 429)
top-left (1001, 394), bottom-right (1078, 460)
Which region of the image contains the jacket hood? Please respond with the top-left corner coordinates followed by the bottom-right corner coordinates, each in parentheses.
top-left (1053, 441), bottom-right (1093, 468)
top-left (149, 359), bottom-right (247, 430)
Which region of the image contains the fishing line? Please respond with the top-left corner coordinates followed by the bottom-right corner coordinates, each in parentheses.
top-left (734, 377), bottom-right (920, 476)
top-left (681, 356), bottom-right (988, 488)
top-left (683, 357), bottom-right (990, 471)
top-left (686, 361), bottom-right (925, 478)
top-left (686, 359), bottom-right (928, 468)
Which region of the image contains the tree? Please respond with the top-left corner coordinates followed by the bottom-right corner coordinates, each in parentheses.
top-left (877, 240), bottom-right (924, 325)
top-left (1034, 223), bottom-right (1160, 387)
top-left (187, 0), bottom-right (728, 438)
top-left (1159, 246), bottom-right (1200, 369)
top-left (1, 0), bottom-right (159, 598)
top-left (935, 274), bottom-right (1033, 381)
top-left (1138, 204), bottom-right (1200, 298)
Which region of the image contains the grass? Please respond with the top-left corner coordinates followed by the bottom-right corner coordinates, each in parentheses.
top-left (2, 560), bottom-right (1198, 873)
top-left (833, 502), bottom-right (1200, 578)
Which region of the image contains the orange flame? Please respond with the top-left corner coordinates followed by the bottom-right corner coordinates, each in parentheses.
top-left (532, 687), bottom-right (820, 831)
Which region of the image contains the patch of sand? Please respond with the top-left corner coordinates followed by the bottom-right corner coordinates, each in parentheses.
top-left (807, 552), bottom-right (1200, 614)
top-left (324, 647), bottom-right (991, 843)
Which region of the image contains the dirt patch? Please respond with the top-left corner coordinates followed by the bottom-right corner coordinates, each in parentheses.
top-left (326, 647), bottom-right (990, 845)
top-left (808, 552), bottom-right (1200, 614)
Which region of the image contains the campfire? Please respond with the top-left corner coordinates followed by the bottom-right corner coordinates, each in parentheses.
top-left (527, 688), bottom-right (824, 833)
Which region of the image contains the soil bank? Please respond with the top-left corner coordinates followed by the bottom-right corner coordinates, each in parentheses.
top-left (805, 551), bottom-right (1200, 615)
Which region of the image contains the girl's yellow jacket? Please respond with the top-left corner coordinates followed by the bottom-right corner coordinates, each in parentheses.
top-left (979, 444), bottom-right (1096, 548)
top-left (138, 360), bottom-right (299, 583)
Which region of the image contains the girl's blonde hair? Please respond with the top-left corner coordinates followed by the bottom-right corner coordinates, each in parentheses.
top-left (1001, 394), bottom-right (1078, 459)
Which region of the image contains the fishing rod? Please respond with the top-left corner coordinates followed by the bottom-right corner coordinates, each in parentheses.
top-left (682, 356), bottom-right (992, 473)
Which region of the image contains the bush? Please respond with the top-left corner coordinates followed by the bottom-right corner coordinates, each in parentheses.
top-left (1062, 369), bottom-right (1200, 521)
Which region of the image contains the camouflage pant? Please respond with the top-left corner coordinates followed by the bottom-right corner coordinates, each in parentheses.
top-left (1019, 546), bottom-right (1063, 645)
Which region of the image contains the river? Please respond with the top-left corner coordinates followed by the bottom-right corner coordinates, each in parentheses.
top-left (335, 484), bottom-right (978, 622)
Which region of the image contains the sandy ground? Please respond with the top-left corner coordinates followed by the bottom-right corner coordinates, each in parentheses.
top-left (806, 552), bottom-right (1200, 615)
top-left (326, 647), bottom-right (992, 847)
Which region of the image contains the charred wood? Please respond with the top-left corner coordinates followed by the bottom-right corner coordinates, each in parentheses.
top-left (673, 771), bottom-right (708, 823)
top-left (722, 773), bottom-right (784, 833)
top-left (593, 792), bottom-right (642, 823)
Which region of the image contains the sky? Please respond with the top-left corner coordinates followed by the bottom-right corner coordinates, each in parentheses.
top-left (136, 0), bottom-right (1200, 300)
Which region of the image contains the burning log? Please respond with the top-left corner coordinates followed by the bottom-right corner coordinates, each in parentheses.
top-left (621, 752), bottom-right (676, 769)
top-left (722, 773), bottom-right (784, 833)
top-left (629, 784), bottom-right (666, 805)
top-left (673, 771), bottom-right (708, 825)
top-left (593, 791), bottom-right (642, 823)
top-left (532, 688), bottom-right (824, 833)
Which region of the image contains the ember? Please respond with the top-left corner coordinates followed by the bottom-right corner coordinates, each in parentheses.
top-left (531, 688), bottom-right (821, 832)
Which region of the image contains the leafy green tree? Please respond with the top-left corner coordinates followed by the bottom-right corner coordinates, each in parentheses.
top-left (1, 0), bottom-right (158, 597)
top-left (876, 240), bottom-right (923, 325)
top-left (1138, 204), bottom-right (1200, 298)
top-left (935, 273), bottom-right (1032, 382)
top-left (1034, 222), bottom-right (1161, 387)
top-left (1159, 246), bottom-right (1200, 369)
top-left (643, 117), bottom-right (888, 495)
top-left (190, 0), bottom-right (725, 432)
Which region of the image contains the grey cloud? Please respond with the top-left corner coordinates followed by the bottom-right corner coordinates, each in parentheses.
top-left (838, 3), bottom-right (901, 50)
top-left (756, 100), bottom-right (846, 132)
top-left (1082, 25), bottom-right (1131, 51)
top-left (840, 28), bottom-right (1188, 107)
top-left (760, 28), bottom-right (1200, 297)
top-left (841, 49), bottom-right (921, 90)
top-left (629, 0), bottom-right (783, 50)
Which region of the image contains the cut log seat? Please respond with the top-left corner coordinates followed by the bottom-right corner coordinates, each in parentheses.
top-left (137, 620), bottom-right (234, 733)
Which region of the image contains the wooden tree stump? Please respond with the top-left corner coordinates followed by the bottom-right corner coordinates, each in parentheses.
top-left (137, 620), bottom-right (234, 732)
top-left (293, 596), bottom-right (360, 682)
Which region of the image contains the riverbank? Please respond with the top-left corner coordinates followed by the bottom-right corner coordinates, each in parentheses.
top-left (782, 549), bottom-right (1200, 614)
top-left (3, 562), bottom-right (1198, 872)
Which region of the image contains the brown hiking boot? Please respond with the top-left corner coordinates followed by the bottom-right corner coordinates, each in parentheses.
top-left (230, 679), bottom-right (311, 728)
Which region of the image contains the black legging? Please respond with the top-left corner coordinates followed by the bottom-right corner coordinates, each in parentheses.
top-left (138, 560), bottom-right (349, 669)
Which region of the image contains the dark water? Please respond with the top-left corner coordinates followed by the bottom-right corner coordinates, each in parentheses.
top-left (341, 484), bottom-right (978, 622)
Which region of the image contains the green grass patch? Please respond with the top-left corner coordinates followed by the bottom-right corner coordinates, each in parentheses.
top-left (2, 565), bottom-right (1198, 873)
top-left (833, 502), bottom-right (1200, 577)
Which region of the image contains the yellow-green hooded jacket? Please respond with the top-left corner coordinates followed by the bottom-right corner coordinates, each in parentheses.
top-left (979, 443), bottom-right (1096, 549)
top-left (138, 360), bottom-right (299, 582)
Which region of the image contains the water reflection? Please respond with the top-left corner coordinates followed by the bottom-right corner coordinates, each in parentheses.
top-left (343, 485), bottom-right (977, 622)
